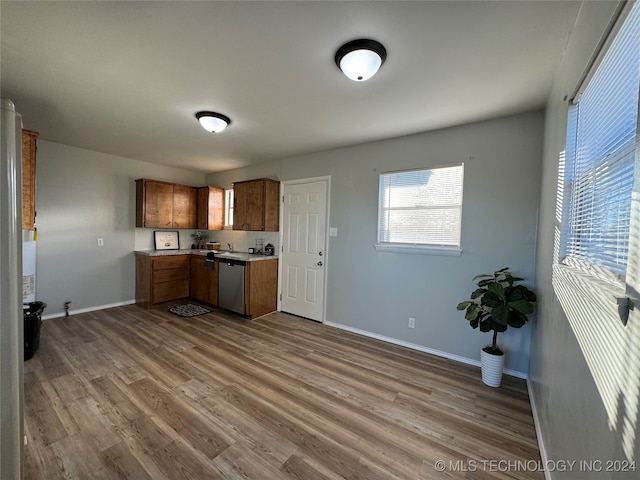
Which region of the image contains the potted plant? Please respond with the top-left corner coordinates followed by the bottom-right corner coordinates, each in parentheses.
top-left (456, 267), bottom-right (537, 387)
top-left (190, 231), bottom-right (209, 249)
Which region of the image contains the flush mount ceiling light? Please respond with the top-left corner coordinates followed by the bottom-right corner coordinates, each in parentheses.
top-left (335, 38), bottom-right (387, 82)
top-left (195, 111), bottom-right (231, 133)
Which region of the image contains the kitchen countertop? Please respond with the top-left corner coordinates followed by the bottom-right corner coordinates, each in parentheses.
top-left (134, 249), bottom-right (277, 262)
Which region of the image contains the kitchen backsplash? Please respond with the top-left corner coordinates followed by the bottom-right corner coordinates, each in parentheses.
top-left (134, 228), bottom-right (279, 254)
top-left (208, 230), bottom-right (279, 254)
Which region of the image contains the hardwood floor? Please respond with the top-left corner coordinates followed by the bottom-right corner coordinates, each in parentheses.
top-left (23, 304), bottom-right (543, 479)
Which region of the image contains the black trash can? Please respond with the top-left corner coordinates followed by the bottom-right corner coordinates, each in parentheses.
top-left (24, 301), bottom-right (46, 361)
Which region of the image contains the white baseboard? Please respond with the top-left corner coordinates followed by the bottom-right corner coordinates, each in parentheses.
top-left (527, 378), bottom-right (552, 480)
top-left (42, 300), bottom-right (136, 320)
top-left (323, 321), bottom-right (528, 379)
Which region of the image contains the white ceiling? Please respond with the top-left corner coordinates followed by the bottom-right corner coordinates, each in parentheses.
top-left (1, 1), bottom-right (583, 173)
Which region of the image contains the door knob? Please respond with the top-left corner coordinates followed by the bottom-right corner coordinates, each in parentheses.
top-left (317, 261), bottom-right (323, 266)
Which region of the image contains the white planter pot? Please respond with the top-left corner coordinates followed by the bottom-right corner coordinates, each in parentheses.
top-left (480, 348), bottom-right (504, 387)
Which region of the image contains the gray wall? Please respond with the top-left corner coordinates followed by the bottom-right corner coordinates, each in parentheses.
top-left (207, 111), bottom-right (543, 375)
top-left (35, 140), bottom-right (205, 316)
top-left (531, 0), bottom-right (640, 477)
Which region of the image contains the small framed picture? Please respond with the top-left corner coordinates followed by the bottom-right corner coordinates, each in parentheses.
top-left (154, 231), bottom-right (180, 250)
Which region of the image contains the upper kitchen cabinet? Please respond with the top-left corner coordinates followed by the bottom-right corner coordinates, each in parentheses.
top-left (22, 129), bottom-right (39, 230)
top-left (172, 183), bottom-right (198, 229)
top-left (136, 178), bottom-right (197, 229)
top-left (197, 186), bottom-right (224, 230)
top-left (233, 178), bottom-right (280, 231)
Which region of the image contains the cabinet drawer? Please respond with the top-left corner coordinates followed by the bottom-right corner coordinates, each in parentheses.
top-left (153, 267), bottom-right (189, 283)
top-left (153, 255), bottom-right (189, 270)
top-left (153, 280), bottom-right (189, 304)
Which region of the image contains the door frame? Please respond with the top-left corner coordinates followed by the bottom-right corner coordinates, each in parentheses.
top-left (277, 175), bottom-right (331, 323)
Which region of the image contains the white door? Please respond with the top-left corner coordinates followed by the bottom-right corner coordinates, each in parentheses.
top-left (280, 179), bottom-right (328, 322)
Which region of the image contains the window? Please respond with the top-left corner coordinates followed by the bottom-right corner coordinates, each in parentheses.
top-left (224, 189), bottom-right (234, 227)
top-left (376, 164), bottom-right (464, 254)
top-left (562, 1), bottom-right (640, 284)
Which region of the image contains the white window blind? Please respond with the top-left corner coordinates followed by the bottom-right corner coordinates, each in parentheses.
top-left (377, 164), bottom-right (464, 248)
top-left (563, 1), bottom-right (640, 282)
top-left (224, 189), bottom-right (234, 226)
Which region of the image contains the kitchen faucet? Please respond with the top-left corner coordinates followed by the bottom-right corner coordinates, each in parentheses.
top-left (227, 242), bottom-right (233, 252)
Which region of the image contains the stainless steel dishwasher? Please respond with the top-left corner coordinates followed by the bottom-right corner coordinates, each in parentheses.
top-left (218, 258), bottom-right (246, 314)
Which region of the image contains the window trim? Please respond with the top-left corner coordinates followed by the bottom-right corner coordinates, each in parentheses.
top-left (375, 163), bottom-right (464, 255)
top-left (224, 188), bottom-right (234, 229)
top-left (558, 0), bottom-right (640, 286)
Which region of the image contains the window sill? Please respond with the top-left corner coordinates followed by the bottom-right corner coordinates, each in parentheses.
top-left (374, 244), bottom-right (462, 256)
top-left (552, 262), bottom-right (627, 318)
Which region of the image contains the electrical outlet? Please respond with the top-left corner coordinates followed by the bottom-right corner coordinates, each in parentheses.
top-left (408, 317), bottom-right (415, 329)
top-left (97, 238), bottom-right (104, 247)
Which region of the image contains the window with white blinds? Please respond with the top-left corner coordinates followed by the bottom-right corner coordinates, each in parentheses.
top-left (377, 164), bottom-right (464, 249)
top-left (562, 1), bottom-right (640, 283)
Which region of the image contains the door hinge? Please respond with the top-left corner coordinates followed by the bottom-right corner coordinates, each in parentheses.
top-left (282, 195), bottom-right (285, 203)
top-left (280, 293), bottom-right (282, 301)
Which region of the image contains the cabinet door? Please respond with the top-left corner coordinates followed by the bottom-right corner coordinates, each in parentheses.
top-left (245, 259), bottom-right (278, 318)
top-left (198, 186), bottom-right (224, 230)
top-left (245, 180), bottom-right (265, 230)
top-left (142, 180), bottom-right (173, 228)
top-left (21, 130), bottom-right (38, 230)
top-left (173, 184), bottom-right (198, 229)
top-left (233, 182), bottom-right (249, 230)
top-left (234, 179), bottom-right (266, 231)
top-left (204, 259), bottom-right (219, 305)
top-left (190, 256), bottom-right (205, 301)
top-left (263, 179), bottom-right (280, 231)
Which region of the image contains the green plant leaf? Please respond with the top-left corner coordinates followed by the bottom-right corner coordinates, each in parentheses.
top-left (457, 301), bottom-right (472, 310)
top-left (465, 305), bottom-right (480, 321)
top-left (491, 304), bottom-right (509, 325)
top-left (473, 273), bottom-right (492, 281)
top-left (479, 321), bottom-right (493, 332)
top-left (506, 286), bottom-right (524, 301)
top-left (508, 299), bottom-right (534, 314)
top-left (493, 322), bottom-right (508, 332)
top-left (508, 310), bottom-right (528, 328)
top-left (487, 282), bottom-right (505, 300)
top-left (482, 291), bottom-right (502, 308)
top-left (469, 318), bottom-right (479, 329)
top-left (470, 288), bottom-right (486, 299)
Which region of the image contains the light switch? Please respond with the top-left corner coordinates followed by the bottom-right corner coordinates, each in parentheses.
top-left (329, 227), bottom-right (338, 237)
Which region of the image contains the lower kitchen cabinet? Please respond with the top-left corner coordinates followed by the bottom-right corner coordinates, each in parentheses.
top-left (135, 253), bottom-right (277, 316)
top-left (189, 256), bottom-right (218, 306)
top-left (135, 254), bottom-right (190, 307)
top-left (245, 258), bottom-right (278, 318)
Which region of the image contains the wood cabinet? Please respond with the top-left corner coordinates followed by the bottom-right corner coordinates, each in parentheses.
top-left (244, 258), bottom-right (278, 318)
top-left (172, 183), bottom-right (198, 229)
top-left (135, 254), bottom-right (190, 307)
top-left (197, 186), bottom-right (224, 230)
top-left (22, 129), bottom-right (39, 230)
top-left (135, 252), bottom-right (277, 316)
top-left (136, 179), bottom-right (197, 229)
top-left (189, 255), bottom-right (218, 305)
top-left (233, 178), bottom-right (280, 231)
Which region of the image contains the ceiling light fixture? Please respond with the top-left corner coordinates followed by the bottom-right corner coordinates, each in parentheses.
top-left (195, 111), bottom-right (231, 133)
top-left (335, 39), bottom-right (387, 82)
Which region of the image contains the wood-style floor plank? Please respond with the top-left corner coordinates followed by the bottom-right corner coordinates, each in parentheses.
top-left (23, 304), bottom-right (543, 479)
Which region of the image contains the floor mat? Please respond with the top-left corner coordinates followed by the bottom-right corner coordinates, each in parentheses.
top-left (168, 303), bottom-right (211, 317)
